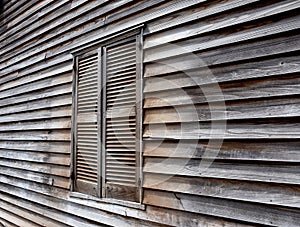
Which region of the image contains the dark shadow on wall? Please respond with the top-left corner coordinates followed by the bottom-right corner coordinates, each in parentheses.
top-left (0, 0), bottom-right (3, 17)
top-left (0, 0), bottom-right (4, 32)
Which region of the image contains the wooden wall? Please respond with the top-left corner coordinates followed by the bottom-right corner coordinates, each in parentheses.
top-left (0, 0), bottom-right (299, 226)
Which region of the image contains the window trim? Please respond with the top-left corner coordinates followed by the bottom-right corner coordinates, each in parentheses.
top-left (70, 24), bottom-right (144, 56)
top-left (71, 27), bottom-right (144, 205)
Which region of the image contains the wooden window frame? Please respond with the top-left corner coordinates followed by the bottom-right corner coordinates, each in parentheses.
top-left (71, 28), bottom-right (143, 205)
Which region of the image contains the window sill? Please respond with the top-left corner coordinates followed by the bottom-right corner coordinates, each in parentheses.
top-left (69, 192), bottom-right (146, 211)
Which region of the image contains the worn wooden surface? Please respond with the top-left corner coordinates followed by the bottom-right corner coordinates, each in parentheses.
top-left (0, 0), bottom-right (300, 226)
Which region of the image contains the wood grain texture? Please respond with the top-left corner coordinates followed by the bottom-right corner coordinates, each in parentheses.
top-left (144, 140), bottom-right (300, 162)
top-left (144, 158), bottom-right (300, 184)
top-left (144, 173), bottom-right (300, 208)
top-left (144, 189), bottom-right (300, 227)
top-left (144, 121), bottom-right (300, 139)
top-left (0, 197), bottom-right (65, 227)
top-left (0, 0), bottom-right (300, 226)
top-left (0, 175), bottom-right (253, 227)
top-left (144, 33), bottom-right (300, 77)
top-left (144, 0), bottom-right (300, 49)
top-left (144, 74), bottom-right (300, 107)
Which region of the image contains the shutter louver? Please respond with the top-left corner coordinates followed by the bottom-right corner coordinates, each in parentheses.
top-left (103, 40), bottom-right (139, 202)
top-left (75, 52), bottom-right (99, 196)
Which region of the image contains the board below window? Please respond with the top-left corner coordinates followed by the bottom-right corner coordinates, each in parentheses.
top-left (72, 32), bottom-right (143, 203)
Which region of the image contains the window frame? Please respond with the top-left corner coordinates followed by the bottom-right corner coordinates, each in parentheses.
top-left (70, 28), bottom-right (144, 205)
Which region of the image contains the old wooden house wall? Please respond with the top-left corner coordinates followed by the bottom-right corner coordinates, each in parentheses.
top-left (0, 0), bottom-right (299, 226)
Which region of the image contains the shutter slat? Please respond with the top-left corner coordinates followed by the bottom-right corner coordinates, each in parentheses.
top-left (107, 69), bottom-right (136, 79)
top-left (79, 55), bottom-right (98, 64)
top-left (79, 60), bottom-right (98, 68)
top-left (107, 59), bottom-right (136, 69)
top-left (107, 80), bottom-right (136, 90)
top-left (108, 51), bottom-right (136, 64)
top-left (78, 89), bottom-right (98, 96)
top-left (107, 62), bottom-right (136, 73)
top-left (107, 43), bottom-right (136, 56)
top-left (75, 53), bottom-right (99, 197)
top-left (107, 66), bottom-right (136, 77)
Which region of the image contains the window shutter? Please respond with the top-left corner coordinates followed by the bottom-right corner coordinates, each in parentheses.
top-left (74, 52), bottom-right (99, 197)
top-left (102, 38), bottom-right (140, 202)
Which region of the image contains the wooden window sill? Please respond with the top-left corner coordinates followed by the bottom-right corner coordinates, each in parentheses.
top-left (69, 192), bottom-right (146, 211)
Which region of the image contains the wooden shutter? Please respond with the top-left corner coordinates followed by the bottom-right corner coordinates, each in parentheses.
top-left (102, 37), bottom-right (141, 202)
top-left (74, 51), bottom-right (99, 196)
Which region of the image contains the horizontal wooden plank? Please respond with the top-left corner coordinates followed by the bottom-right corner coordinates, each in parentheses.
top-left (145, 0), bottom-right (300, 49)
top-left (0, 175), bottom-right (251, 227)
top-left (0, 83), bottom-right (71, 109)
top-left (0, 197), bottom-right (64, 227)
top-left (144, 158), bottom-right (300, 184)
top-left (0, 130), bottom-right (70, 142)
top-left (0, 149), bottom-right (70, 165)
top-left (0, 167), bottom-right (70, 189)
top-left (0, 191), bottom-right (99, 227)
top-left (0, 118), bottom-right (71, 131)
top-left (0, 0), bottom-right (128, 70)
top-left (49, 0), bottom-right (205, 59)
top-left (0, 51), bottom-right (44, 75)
top-left (0, 106), bottom-right (72, 123)
top-left (144, 74), bottom-right (300, 107)
top-left (145, 14), bottom-right (300, 62)
top-left (0, 0), bottom-right (68, 45)
top-left (144, 189), bottom-right (300, 226)
top-left (0, 95), bottom-right (72, 116)
top-left (0, 73), bottom-right (72, 99)
top-left (5, 1), bottom-right (51, 31)
top-left (143, 140), bottom-right (300, 162)
top-left (0, 64), bottom-right (72, 92)
top-left (0, 56), bottom-right (72, 86)
top-left (146, 0), bottom-right (259, 34)
top-left (0, 0), bottom-right (37, 30)
top-left (0, 182), bottom-right (165, 227)
top-left (144, 173), bottom-right (300, 208)
top-left (0, 0), bottom-right (108, 51)
top-left (0, 216), bottom-right (18, 227)
top-left (0, 1), bottom-right (72, 48)
top-left (144, 54), bottom-right (300, 91)
top-left (0, 141), bottom-right (70, 153)
top-left (0, 0), bottom-right (68, 41)
top-left (1, 0), bottom-right (18, 12)
top-left (71, 0), bottom-right (90, 9)
top-left (144, 33), bottom-right (300, 77)
top-left (105, 0), bottom-right (165, 25)
top-left (0, 159), bottom-right (70, 178)
top-left (0, 52), bottom-right (72, 78)
top-left (144, 121), bottom-right (300, 139)
top-left (0, 206), bottom-right (39, 227)
top-left (0, 174), bottom-right (68, 199)
top-left (144, 97), bottom-right (300, 123)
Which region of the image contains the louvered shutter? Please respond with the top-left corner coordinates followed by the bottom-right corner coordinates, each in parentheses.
top-left (74, 51), bottom-right (99, 196)
top-left (102, 38), bottom-right (140, 202)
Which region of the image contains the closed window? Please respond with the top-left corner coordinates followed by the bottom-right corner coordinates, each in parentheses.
top-left (72, 32), bottom-right (143, 203)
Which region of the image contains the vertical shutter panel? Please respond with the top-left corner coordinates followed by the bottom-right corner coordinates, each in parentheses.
top-left (75, 52), bottom-right (99, 196)
top-left (103, 39), bottom-right (139, 202)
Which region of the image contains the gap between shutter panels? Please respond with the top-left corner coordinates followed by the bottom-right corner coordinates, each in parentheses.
top-left (105, 40), bottom-right (138, 189)
top-left (76, 53), bottom-right (98, 185)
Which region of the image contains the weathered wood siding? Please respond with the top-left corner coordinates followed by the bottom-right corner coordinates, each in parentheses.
top-left (0, 0), bottom-right (299, 226)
